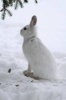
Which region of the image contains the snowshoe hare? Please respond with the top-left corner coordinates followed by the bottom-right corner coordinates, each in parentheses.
top-left (20, 15), bottom-right (56, 80)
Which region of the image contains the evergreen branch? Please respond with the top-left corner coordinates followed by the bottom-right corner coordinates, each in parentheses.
top-left (15, 0), bottom-right (19, 9)
top-left (8, 0), bottom-right (13, 6)
top-left (3, 0), bottom-right (9, 7)
top-left (24, 0), bottom-right (28, 3)
top-left (2, 9), bottom-right (6, 20)
top-left (19, 0), bottom-right (23, 8)
top-left (15, 0), bottom-right (23, 9)
top-left (0, 0), bottom-right (38, 20)
top-left (6, 9), bottom-right (12, 16)
top-left (35, 0), bottom-right (38, 3)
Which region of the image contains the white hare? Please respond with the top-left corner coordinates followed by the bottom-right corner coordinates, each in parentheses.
top-left (20, 15), bottom-right (56, 80)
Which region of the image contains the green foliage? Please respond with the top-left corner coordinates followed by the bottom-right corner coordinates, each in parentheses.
top-left (15, 0), bottom-right (23, 9)
top-left (35, 0), bottom-right (38, 3)
top-left (0, 0), bottom-right (38, 20)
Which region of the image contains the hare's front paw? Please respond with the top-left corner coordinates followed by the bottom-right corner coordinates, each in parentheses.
top-left (23, 70), bottom-right (33, 77)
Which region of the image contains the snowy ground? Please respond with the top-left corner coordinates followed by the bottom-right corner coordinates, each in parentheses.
top-left (0, 0), bottom-right (66, 100)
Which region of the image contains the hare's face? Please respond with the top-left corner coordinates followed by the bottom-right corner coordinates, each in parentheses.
top-left (20, 25), bottom-right (33, 38)
top-left (20, 15), bottom-right (37, 38)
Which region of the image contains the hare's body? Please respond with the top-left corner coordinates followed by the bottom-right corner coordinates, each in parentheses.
top-left (23, 36), bottom-right (56, 80)
top-left (20, 15), bottom-right (56, 80)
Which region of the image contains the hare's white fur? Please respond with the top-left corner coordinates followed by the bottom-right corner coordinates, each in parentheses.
top-left (20, 15), bottom-right (56, 80)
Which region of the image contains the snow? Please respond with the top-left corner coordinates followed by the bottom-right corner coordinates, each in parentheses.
top-left (0, 0), bottom-right (66, 100)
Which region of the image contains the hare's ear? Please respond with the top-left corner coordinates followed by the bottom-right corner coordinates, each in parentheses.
top-left (30, 15), bottom-right (37, 27)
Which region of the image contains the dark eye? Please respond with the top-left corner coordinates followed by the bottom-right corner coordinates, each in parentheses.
top-left (23, 27), bottom-right (27, 30)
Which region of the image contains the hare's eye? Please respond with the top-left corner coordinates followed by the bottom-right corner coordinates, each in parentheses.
top-left (24, 27), bottom-right (27, 30)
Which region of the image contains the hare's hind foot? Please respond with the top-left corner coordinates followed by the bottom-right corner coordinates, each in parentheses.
top-left (23, 64), bottom-right (32, 77)
top-left (23, 70), bottom-right (32, 77)
top-left (23, 70), bottom-right (39, 80)
top-left (30, 73), bottom-right (40, 80)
